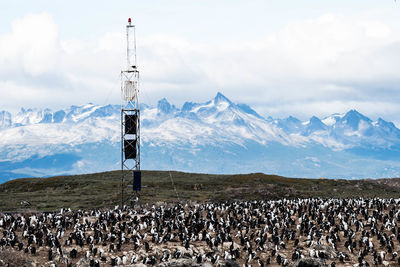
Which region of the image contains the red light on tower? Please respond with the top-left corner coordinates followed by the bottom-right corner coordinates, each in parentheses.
top-left (128, 18), bottom-right (132, 26)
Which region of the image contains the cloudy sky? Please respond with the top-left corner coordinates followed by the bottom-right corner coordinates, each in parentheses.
top-left (0, 0), bottom-right (400, 124)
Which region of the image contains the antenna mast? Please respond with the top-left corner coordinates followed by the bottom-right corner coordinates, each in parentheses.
top-left (121, 18), bottom-right (141, 207)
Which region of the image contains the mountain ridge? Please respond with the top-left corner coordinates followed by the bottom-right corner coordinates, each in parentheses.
top-left (1, 92), bottom-right (400, 181)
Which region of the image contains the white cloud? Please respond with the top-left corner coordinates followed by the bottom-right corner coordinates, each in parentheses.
top-left (0, 13), bottom-right (60, 76)
top-left (1, 10), bottom-right (400, 127)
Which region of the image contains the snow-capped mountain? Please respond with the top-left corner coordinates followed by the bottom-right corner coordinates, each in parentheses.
top-left (0, 111), bottom-right (12, 128)
top-left (1, 92), bottom-right (400, 182)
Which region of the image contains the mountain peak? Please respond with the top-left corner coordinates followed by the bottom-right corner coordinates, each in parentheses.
top-left (310, 116), bottom-right (321, 122)
top-left (158, 98), bottom-right (169, 104)
top-left (287, 115), bottom-right (300, 122)
top-left (304, 116), bottom-right (326, 135)
top-left (376, 118), bottom-right (396, 129)
top-left (344, 109), bottom-right (370, 119)
top-left (214, 92), bottom-right (231, 104)
top-left (0, 110), bottom-right (12, 128)
top-left (346, 109), bottom-right (361, 116)
top-left (181, 102), bottom-right (198, 112)
top-left (343, 109), bottom-right (371, 122)
top-left (157, 98), bottom-right (175, 114)
top-left (340, 109), bottom-right (372, 131)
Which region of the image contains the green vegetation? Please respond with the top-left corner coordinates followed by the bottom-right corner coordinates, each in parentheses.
top-left (1, 170), bottom-right (399, 212)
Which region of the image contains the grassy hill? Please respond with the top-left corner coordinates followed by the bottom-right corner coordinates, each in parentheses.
top-left (1, 170), bottom-right (400, 212)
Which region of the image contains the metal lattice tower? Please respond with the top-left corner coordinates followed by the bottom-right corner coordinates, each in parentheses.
top-left (121, 18), bottom-right (141, 207)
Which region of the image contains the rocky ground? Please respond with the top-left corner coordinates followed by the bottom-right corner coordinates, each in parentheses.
top-left (1, 198), bottom-right (400, 267)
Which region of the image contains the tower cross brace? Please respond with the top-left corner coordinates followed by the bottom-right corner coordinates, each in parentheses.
top-left (121, 18), bottom-right (141, 207)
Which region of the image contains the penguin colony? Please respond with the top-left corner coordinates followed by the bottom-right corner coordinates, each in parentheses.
top-left (1, 198), bottom-right (400, 267)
